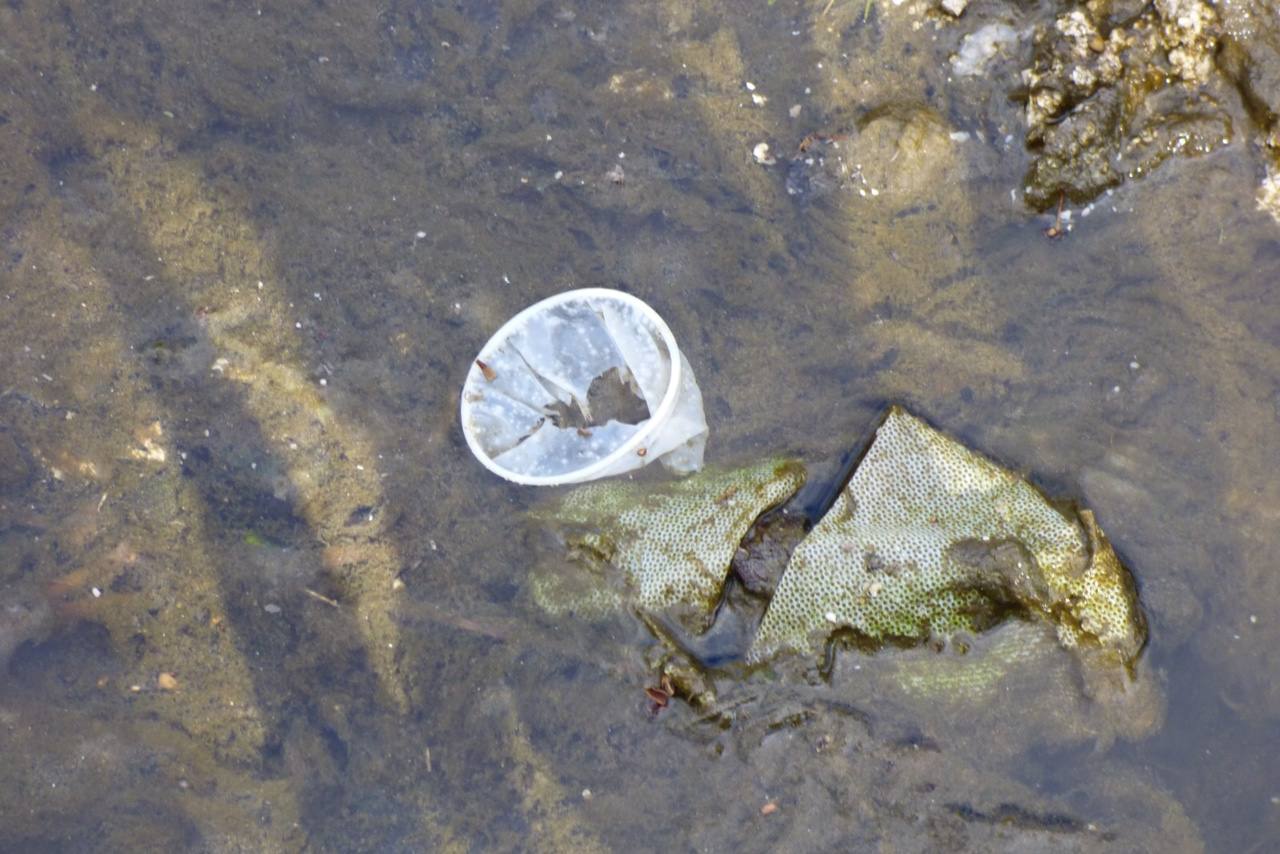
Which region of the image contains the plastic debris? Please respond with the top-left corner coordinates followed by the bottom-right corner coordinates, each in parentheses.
top-left (846, 616), bottom-right (1164, 750)
top-left (529, 407), bottom-right (1145, 685)
top-left (749, 407), bottom-right (1144, 664)
top-left (461, 289), bottom-right (708, 485)
top-left (530, 459), bottom-right (805, 619)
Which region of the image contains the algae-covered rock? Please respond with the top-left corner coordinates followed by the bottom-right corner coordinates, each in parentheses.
top-left (529, 460), bottom-right (805, 621)
top-left (1020, 0), bottom-right (1231, 209)
top-left (750, 407), bottom-right (1145, 666)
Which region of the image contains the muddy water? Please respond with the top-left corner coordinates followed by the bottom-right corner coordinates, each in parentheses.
top-left (0, 0), bottom-right (1277, 850)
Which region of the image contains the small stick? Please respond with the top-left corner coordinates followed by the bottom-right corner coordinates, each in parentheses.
top-left (1044, 190), bottom-right (1067, 239)
top-left (304, 588), bottom-right (340, 608)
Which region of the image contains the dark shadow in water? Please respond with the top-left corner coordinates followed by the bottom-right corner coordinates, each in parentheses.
top-left (8, 0), bottom-right (1280, 848)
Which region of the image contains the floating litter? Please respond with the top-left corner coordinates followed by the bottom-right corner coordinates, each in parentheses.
top-left (460, 288), bottom-right (708, 485)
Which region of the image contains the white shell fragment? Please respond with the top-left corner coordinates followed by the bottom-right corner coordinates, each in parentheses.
top-left (753, 142), bottom-right (777, 165)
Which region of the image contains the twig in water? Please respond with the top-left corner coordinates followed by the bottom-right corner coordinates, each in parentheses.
top-left (304, 588), bottom-right (340, 608)
top-left (1044, 190), bottom-right (1067, 239)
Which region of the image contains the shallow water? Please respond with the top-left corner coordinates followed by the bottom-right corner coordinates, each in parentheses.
top-left (1, 0), bottom-right (1278, 850)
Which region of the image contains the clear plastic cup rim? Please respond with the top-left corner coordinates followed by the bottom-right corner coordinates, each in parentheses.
top-left (459, 288), bottom-right (684, 486)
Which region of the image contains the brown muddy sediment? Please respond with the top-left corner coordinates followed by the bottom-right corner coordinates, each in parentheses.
top-left (0, 0), bottom-right (1277, 849)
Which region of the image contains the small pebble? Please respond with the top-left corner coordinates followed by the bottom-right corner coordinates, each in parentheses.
top-left (582, 788), bottom-right (593, 801)
top-left (752, 143), bottom-right (776, 165)
top-left (157, 672), bottom-right (179, 691)
top-left (761, 801), bottom-right (778, 816)
top-left (264, 603), bottom-right (282, 614)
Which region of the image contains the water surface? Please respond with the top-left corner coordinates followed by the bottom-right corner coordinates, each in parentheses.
top-left (1, 1), bottom-right (1277, 850)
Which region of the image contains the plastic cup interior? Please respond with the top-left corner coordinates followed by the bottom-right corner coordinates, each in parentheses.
top-left (459, 288), bottom-right (684, 486)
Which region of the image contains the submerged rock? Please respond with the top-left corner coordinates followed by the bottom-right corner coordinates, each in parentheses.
top-left (1020, 0), bottom-right (1231, 209)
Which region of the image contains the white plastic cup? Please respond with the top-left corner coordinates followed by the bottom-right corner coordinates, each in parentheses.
top-left (460, 288), bottom-right (708, 485)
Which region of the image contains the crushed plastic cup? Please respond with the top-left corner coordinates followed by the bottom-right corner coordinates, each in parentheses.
top-left (460, 288), bottom-right (709, 485)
